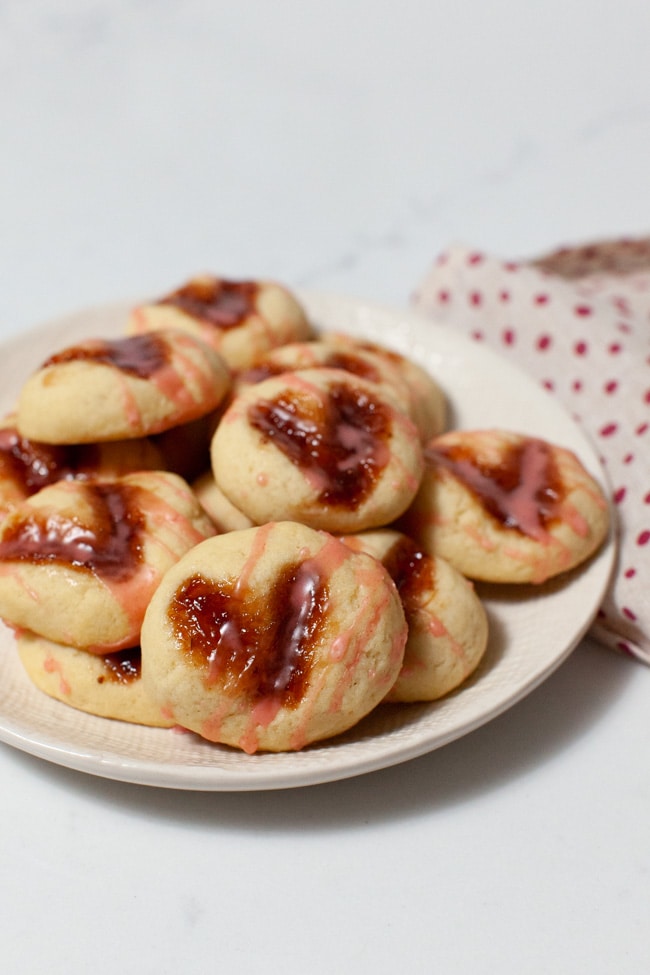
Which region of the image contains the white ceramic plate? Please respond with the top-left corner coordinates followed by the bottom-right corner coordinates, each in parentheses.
top-left (0, 293), bottom-right (615, 790)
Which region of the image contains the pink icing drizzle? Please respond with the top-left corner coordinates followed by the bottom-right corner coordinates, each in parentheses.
top-left (426, 436), bottom-right (564, 542)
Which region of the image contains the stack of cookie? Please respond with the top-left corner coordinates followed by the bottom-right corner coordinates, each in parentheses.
top-left (0, 276), bottom-right (610, 753)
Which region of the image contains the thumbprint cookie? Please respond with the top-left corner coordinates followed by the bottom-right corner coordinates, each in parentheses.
top-left (16, 330), bottom-right (230, 444)
top-left (400, 429), bottom-right (610, 584)
top-left (211, 367), bottom-right (424, 533)
top-left (340, 529), bottom-right (488, 701)
top-left (0, 471), bottom-right (216, 652)
top-left (0, 417), bottom-right (165, 520)
top-left (17, 632), bottom-right (175, 728)
top-left (140, 521), bottom-right (407, 753)
top-left (232, 339), bottom-right (415, 416)
top-left (127, 276), bottom-right (312, 371)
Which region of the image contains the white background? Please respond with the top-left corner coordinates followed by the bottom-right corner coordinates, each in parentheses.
top-left (1, 3), bottom-right (649, 973)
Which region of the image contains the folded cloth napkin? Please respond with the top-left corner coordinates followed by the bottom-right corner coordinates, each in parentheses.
top-left (413, 237), bottom-right (650, 665)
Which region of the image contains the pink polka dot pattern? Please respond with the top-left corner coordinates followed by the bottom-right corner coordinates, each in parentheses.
top-left (414, 237), bottom-right (650, 665)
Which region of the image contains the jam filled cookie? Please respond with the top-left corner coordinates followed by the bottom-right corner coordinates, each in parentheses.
top-left (340, 529), bottom-right (488, 702)
top-left (140, 521), bottom-right (407, 753)
top-left (400, 429), bottom-right (610, 584)
top-left (0, 417), bottom-right (165, 520)
top-left (232, 339), bottom-right (415, 418)
top-left (17, 632), bottom-right (175, 728)
top-left (211, 367), bottom-right (424, 533)
top-left (0, 471), bottom-right (216, 652)
top-left (128, 276), bottom-right (312, 371)
top-left (321, 332), bottom-right (447, 442)
top-left (16, 330), bottom-right (230, 444)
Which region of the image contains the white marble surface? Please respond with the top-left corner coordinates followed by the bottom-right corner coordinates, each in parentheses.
top-left (1, 3), bottom-right (650, 973)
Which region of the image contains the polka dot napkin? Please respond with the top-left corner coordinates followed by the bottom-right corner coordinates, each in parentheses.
top-left (413, 237), bottom-right (650, 665)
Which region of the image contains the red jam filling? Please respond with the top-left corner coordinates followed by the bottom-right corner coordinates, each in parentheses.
top-left (0, 427), bottom-right (80, 493)
top-left (168, 559), bottom-right (329, 706)
top-left (43, 334), bottom-right (169, 379)
top-left (159, 278), bottom-right (259, 329)
top-left (98, 648), bottom-right (142, 684)
top-left (248, 381), bottom-right (391, 508)
top-left (0, 482), bottom-right (146, 580)
top-left (382, 535), bottom-right (435, 610)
